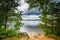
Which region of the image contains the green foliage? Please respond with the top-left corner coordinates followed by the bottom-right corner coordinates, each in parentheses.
top-left (39, 2), bottom-right (60, 37)
top-left (0, 0), bottom-right (22, 39)
top-left (0, 27), bottom-right (22, 39)
top-left (27, 0), bottom-right (60, 37)
top-left (0, 13), bottom-right (22, 39)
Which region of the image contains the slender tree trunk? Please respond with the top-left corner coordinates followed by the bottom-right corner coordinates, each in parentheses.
top-left (44, 3), bottom-right (47, 27)
top-left (5, 13), bottom-right (8, 29)
top-left (52, 14), bottom-right (54, 27)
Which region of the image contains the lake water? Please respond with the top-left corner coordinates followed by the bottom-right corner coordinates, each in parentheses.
top-left (20, 15), bottom-right (43, 35)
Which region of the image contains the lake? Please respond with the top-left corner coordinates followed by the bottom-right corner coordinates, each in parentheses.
top-left (20, 15), bottom-right (43, 35)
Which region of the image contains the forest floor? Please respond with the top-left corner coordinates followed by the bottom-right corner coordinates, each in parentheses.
top-left (3, 35), bottom-right (60, 40)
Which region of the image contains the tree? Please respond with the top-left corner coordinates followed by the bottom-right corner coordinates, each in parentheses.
top-left (27, 0), bottom-right (60, 37)
top-left (53, 2), bottom-right (60, 36)
top-left (0, 0), bottom-right (22, 39)
top-left (0, 0), bottom-right (19, 28)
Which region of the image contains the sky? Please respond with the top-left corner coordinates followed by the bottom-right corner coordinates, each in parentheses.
top-left (56, 0), bottom-right (60, 2)
top-left (17, 0), bottom-right (60, 19)
top-left (17, 0), bottom-right (41, 20)
top-left (17, 0), bottom-right (29, 13)
top-left (17, 0), bottom-right (60, 13)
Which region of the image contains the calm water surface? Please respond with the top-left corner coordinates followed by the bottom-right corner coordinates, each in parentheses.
top-left (20, 15), bottom-right (43, 34)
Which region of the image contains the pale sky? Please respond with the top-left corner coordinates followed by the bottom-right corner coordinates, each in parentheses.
top-left (17, 0), bottom-right (29, 13)
top-left (16, 0), bottom-right (60, 13)
top-left (56, 0), bottom-right (60, 2)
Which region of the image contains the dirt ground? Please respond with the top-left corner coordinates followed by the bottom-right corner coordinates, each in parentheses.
top-left (3, 35), bottom-right (59, 40)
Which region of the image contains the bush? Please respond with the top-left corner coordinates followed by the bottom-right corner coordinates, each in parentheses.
top-left (0, 27), bottom-right (21, 39)
top-left (38, 2), bottom-right (60, 38)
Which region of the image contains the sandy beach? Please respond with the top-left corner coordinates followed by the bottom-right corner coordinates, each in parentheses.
top-left (3, 34), bottom-right (56, 40)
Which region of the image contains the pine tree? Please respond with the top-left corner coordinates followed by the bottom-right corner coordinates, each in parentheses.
top-left (27, 0), bottom-right (60, 37)
top-left (0, 0), bottom-right (22, 39)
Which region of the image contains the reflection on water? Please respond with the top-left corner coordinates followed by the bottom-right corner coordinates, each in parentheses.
top-left (20, 19), bottom-right (42, 35)
top-left (20, 15), bottom-right (43, 35)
